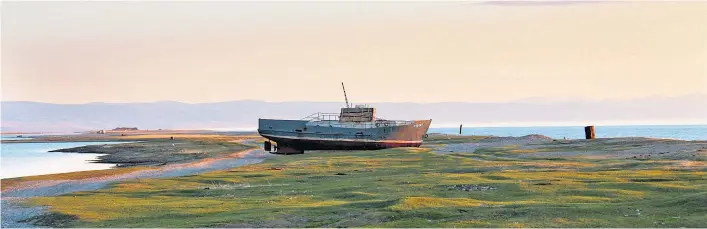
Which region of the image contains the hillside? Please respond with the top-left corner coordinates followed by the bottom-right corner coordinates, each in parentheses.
top-left (2, 95), bottom-right (706, 132)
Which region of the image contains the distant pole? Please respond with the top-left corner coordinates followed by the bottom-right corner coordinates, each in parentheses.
top-left (459, 124), bottom-right (463, 135)
top-left (584, 126), bottom-right (595, 139)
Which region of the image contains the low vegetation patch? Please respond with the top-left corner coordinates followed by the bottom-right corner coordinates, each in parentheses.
top-left (48, 139), bottom-right (252, 167)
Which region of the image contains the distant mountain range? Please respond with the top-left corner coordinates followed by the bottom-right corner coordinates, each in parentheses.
top-left (2, 95), bottom-right (706, 132)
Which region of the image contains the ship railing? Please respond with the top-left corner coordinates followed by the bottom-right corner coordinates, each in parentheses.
top-left (301, 112), bottom-right (340, 121)
top-left (375, 119), bottom-right (416, 127)
top-left (305, 118), bottom-right (416, 129)
top-left (302, 113), bottom-right (416, 128)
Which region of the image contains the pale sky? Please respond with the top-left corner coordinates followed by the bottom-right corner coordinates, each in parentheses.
top-left (2, 1), bottom-right (706, 104)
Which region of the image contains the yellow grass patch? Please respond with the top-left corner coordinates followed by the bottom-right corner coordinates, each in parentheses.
top-left (647, 182), bottom-right (698, 190)
top-left (392, 197), bottom-right (541, 210)
top-left (1, 167), bottom-right (149, 191)
top-left (679, 161), bottom-right (707, 167)
top-left (519, 179), bottom-right (587, 193)
top-left (32, 194), bottom-right (243, 221)
top-left (506, 221), bottom-right (529, 228)
top-left (110, 179), bottom-right (203, 193)
top-left (552, 217), bottom-right (571, 224)
top-left (393, 197), bottom-right (491, 210)
top-left (315, 156), bottom-right (426, 169)
top-left (514, 161), bottom-right (596, 168)
top-left (508, 149), bottom-right (537, 154)
top-left (351, 191), bottom-right (380, 196)
top-left (446, 219), bottom-right (491, 227)
top-left (551, 217), bottom-right (606, 226)
top-left (405, 147), bottom-right (432, 153)
top-left (557, 196), bottom-right (614, 203)
top-left (224, 164), bottom-right (274, 172)
top-left (425, 173), bottom-right (495, 183)
top-left (593, 188), bottom-right (645, 198)
top-left (477, 161), bottom-right (517, 167)
top-left (268, 195), bottom-right (348, 208)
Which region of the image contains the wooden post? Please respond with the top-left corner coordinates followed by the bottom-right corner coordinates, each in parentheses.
top-left (584, 126), bottom-right (595, 139)
top-left (459, 124), bottom-right (463, 135)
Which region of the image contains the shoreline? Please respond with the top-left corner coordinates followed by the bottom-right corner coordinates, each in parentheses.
top-left (1, 135), bottom-right (266, 190)
top-left (1, 141), bottom-right (272, 228)
top-left (2, 147), bottom-right (264, 193)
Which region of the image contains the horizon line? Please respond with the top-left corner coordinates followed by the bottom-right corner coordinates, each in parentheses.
top-left (4, 123), bottom-right (706, 134)
top-left (2, 93), bottom-right (706, 105)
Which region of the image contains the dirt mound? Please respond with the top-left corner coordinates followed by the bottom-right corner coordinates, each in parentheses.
top-left (480, 134), bottom-right (553, 144)
top-left (436, 134), bottom-right (553, 154)
top-left (522, 134), bottom-right (554, 141)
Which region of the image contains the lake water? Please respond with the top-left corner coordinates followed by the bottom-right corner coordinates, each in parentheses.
top-left (1, 135), bottom-right (34, 140)
top-left (0, 141), bottom-right (124, 179)
top-left (1, 133), bottom-right (81, 141)
top-left (429, 125), bottom-right (707, 141)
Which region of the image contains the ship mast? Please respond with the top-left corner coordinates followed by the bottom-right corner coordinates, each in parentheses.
top-left (341, 82), bottom-right (350, 108)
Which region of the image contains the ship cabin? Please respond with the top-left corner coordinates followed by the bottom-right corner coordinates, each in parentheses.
top-left (339, 105), bottom-right (376, 123)
top-left (300, 105), bottom-right (414, 129)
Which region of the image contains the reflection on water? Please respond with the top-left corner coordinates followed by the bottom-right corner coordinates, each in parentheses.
top-left (1, 142), bottom-right (124, 179)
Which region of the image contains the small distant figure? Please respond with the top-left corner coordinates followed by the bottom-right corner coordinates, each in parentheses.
top-left (170, 136), bottom-right (174, 140)
top-left (563, 137), bottom-right (567, 140)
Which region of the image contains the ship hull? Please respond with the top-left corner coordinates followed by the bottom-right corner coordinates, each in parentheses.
top-left (258, 119), bottom-right (431, 153)
top-left (260, 134), bottom-right (422, 150)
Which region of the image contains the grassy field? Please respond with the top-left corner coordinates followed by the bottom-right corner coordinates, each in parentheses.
top-left (23, 136), bottom-right (707, 227)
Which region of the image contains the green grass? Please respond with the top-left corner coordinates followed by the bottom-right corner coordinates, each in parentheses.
top-left (26, 142), bottom-right (707, 228)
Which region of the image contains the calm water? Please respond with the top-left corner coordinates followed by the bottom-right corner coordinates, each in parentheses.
top-left (429, 125), bottom-right (707, 141)
top-left (0, 133), bottom-right (81, 141)
top-left (1, 135), bottom-right (34, 140)
top-left (0, 141), bottom-right (124, 179)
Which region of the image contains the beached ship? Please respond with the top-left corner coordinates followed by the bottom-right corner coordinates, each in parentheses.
top-left (257, 83), bottom-right (432, 154)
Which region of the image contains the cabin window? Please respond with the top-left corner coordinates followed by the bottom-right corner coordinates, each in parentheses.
top-left (295, 129), bottom-right (302, 132)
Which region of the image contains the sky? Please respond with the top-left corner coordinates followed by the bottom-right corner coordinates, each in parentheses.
top-left (2, 1), bottom-right (706, 104)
